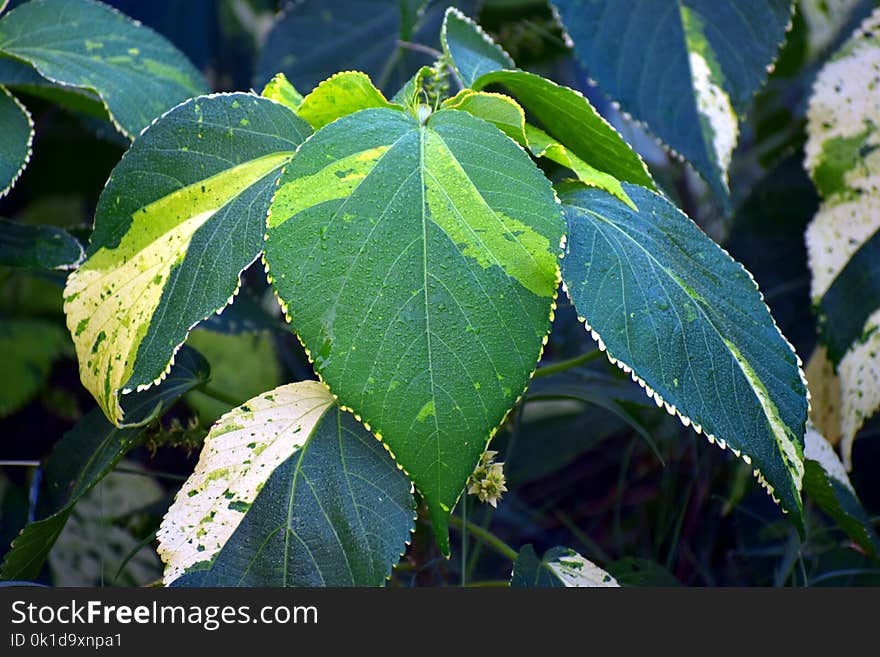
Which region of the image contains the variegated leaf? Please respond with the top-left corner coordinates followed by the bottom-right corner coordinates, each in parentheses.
top-left (63, 92), bottom-right (311, 426)
top-left (265, 104), bottom-right (564, 553)
top-left (560, 183), bottom-right (808, 525)
top-left (0, 0), bottom-right (207, 138)
top-left (510, 545), bottom-right (619, 588)
top-left (553, 0), bottom-right (795, 207)
top-left (159, 381), bottom-right (415, 587)
top-left (805, 8), bottom-right (880, 467)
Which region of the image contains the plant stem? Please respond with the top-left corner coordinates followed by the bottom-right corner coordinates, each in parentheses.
top-left (532, 349), bottom-right (603, 378)
top-left (396, 40), bottom-right (443, 59)
top-left (197, 384), bottom-right (241, 407)
top-left (449, 515), bottom-right (518, 562)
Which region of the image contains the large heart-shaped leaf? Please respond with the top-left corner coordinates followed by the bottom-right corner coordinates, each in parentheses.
top-left (265, 106), bottom-right (564, 553)
top-left (553, 0), bottom-right (794, 207)
top-left (0, 346), bottom-right (208, 582)
top-left (160, 381), bottom-right (415, 586)
top-left (63, 92), bottom-right (311, 426)
top-left (804, 8), bottom-right (880, 466)
top-left (559, 183), bottom-right (808, 524)
top-left (0, 0), bottom-right (207, 138)
top-left (0, 85), bottom-right (31, 197)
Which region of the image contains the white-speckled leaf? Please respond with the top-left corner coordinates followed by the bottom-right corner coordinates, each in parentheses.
top-left (159, 381), bottom-right (415, 587)
top-left (805, 9), bottom-right (880, 466)
top-left (510, 545), bottom-right (619, 588)
top-left (158, 380), bottom-right (334, 583)
top-left (803, 424), bottom-right (880, 556)
top-left (63, 93), bottom-right (311, 426)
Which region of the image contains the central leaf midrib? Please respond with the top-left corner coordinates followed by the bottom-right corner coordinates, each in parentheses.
top-left (418, 120), bottom-right (443, 498)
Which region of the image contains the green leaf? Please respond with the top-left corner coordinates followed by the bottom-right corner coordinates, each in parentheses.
top-left (63, 92), bottom-right (311, 426)
top-left (0, 54), bottom-right (111, 123)
top-left (559, 183), bottom-right (808, 526)
top-left (0, 0), bottom-right (208, 138)
top-left (260, 72), bottom-right (303, 112)
top-left (441, 89), bottom-right (527, 144)
top-left (437, 86), bottom-right (635, 207)
top-left (525, 124), bottom-right (635, 210)
top-left (265, 106), bottom-right (564, 553)
top-left (553, 0), bottom-right (795, 207)
top-left (0, 318), bottom-right (66, 417)
top-left (183, 327), bottom-right (282, 423)
top-left (804, 9), bottom-right (880, 466)
top-left (804, 425), bottom-right (880, 558)
top-left (160, 381), bottom-right (415, 587)
top-left (440, 7), bottom-right (513, 88)
top-left (472, 70), bottom-right (654, 191)
top-left (0, 346), bottom-right (208, 581)
top-left (510, 545), bottom-right (619, 587)
top-left (0, 85), bottom-right (31, 197)
top-left (297, 70), bottom-right (398, 130)
top-left (0, 217), bottom-right (83, 270)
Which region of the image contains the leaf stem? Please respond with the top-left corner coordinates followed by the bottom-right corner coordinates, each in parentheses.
top-left (196, 384), bottom-right (241, 408)
top-left (396, 40), bottom-right (443, 59)
top-left (532, 349), bottom-right (603, 378)
top-left (449, 514), bottom-right (518, 562)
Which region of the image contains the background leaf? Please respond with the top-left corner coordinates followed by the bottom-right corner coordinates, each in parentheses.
top-left (0, 318), bottom-right (66, 417)
top-left (0, 0), bottom-right (208, 138)
top-left (256, 0), bottom-right (478, 96)
top-left (553, 0), bottom-right (795, 206)
top-left (0, 346), bottom-right (208, 581)
top-left (0, 217), bottom-right (82, 270)
top-left (0, 85), bottom-right (31, 197)
top-left (183, 328), bottom-right (282, 423)
top-left (510, 544), bottom-right (618, 587)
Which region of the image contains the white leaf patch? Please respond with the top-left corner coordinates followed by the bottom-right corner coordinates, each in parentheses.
top-left (804, 425), bottom-right (853, 492)
top-left (805, 9), bottom-right (880, 466)
top-left (805, 8), bottom-right (880, 298)
top-left (689, 52), bottom-right (738, 188)
top-left (547, 550), bottom-right (619, 588)
top-left (157, 381), bottom-right (334, 583)
top-left (838, 308), bottom-right (880, 468)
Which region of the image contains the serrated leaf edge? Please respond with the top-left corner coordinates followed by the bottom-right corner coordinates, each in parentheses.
top-left (0, 85), bottom-right (33, 199)
top-left (558, 198), bottom-right (810, 512)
